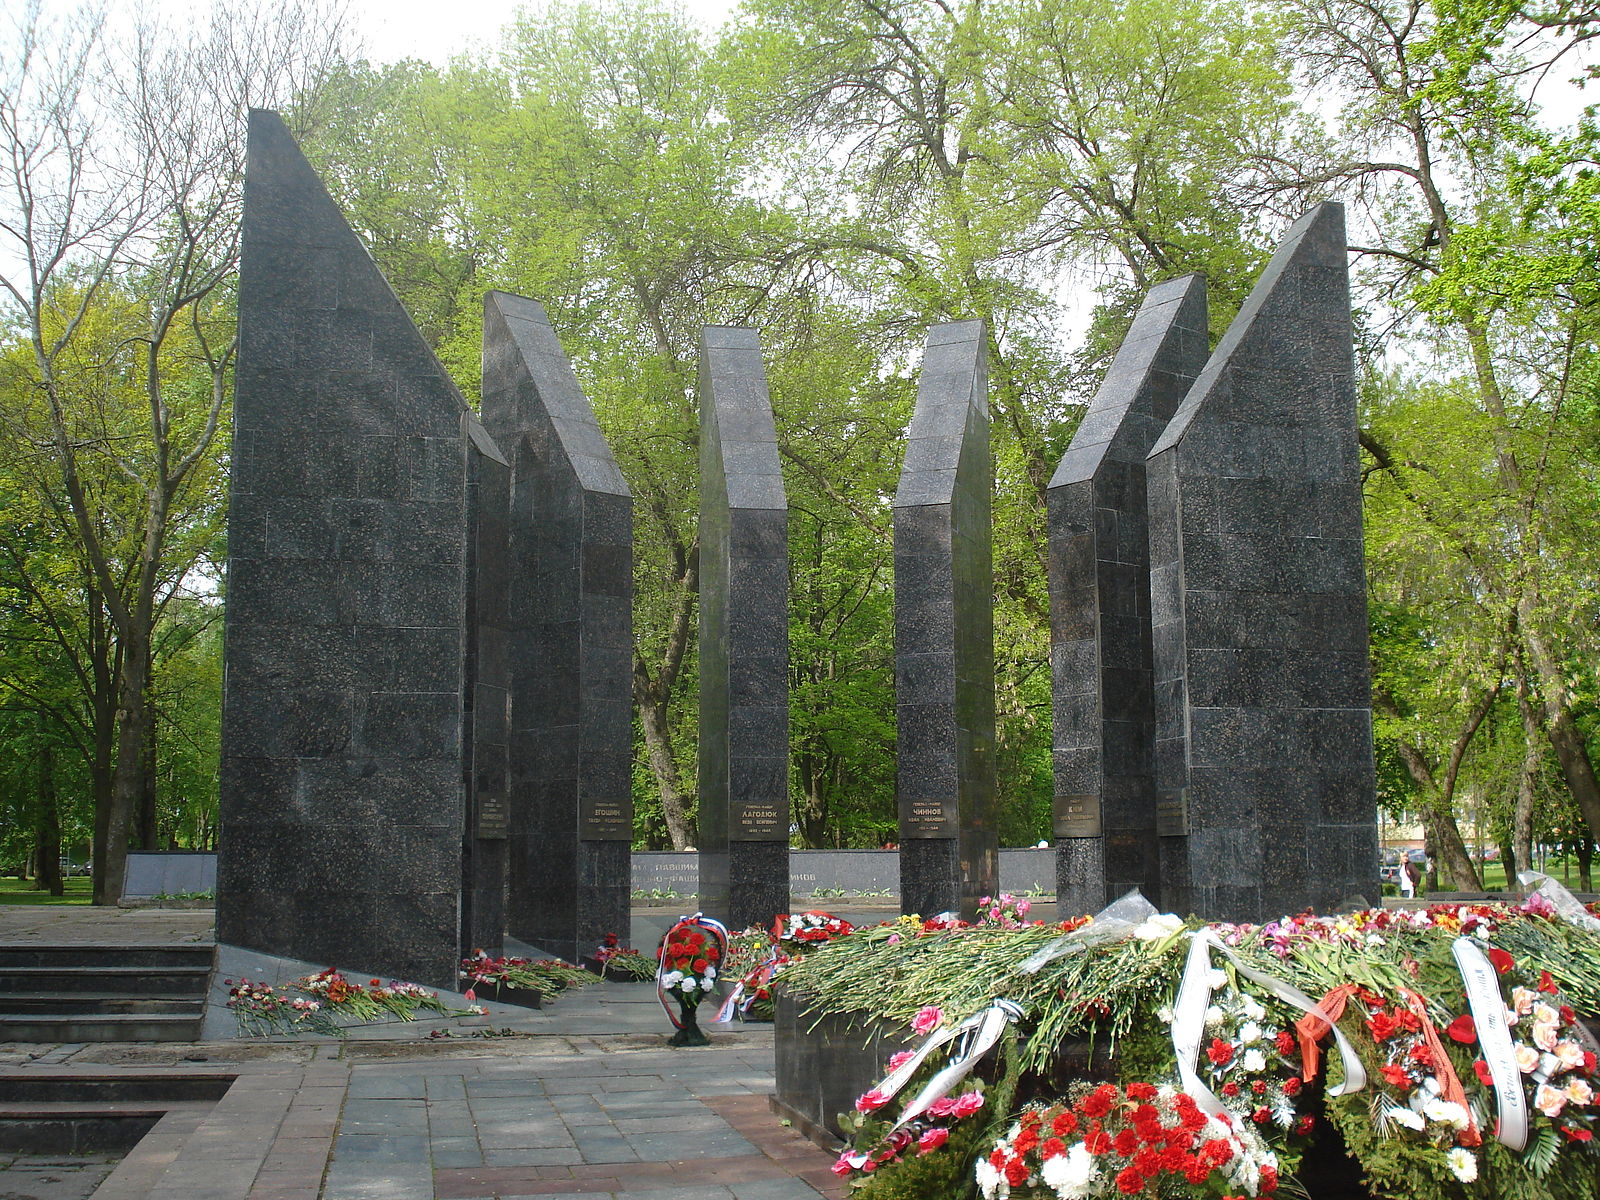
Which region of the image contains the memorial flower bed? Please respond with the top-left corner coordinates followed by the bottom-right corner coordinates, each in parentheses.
top-left (226, 968), bottom-right (484, 1036)
top-left (778, 881), bottom-right (1600, 1200)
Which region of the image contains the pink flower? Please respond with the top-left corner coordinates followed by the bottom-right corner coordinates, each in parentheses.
top-left (831, 1155), bottom-right (854, 1177)
top-left (917, 1127), bottom-right (950, 1155)
top-left (951, 1091), bottom-right (985, 1118)
top-left (463, 988), bottom-right (476, 1003)
top-left (912, 1006), bottom-right (944, 1035)
top-left (856, 1089), bottom-right (890, 1114)
top-left (887, 1051), bottom-right (914, 1071)
top-left (927, 1096), bottom-right (957, 1117)
top-left (1535, 1083), bottom-right (1567, 1118)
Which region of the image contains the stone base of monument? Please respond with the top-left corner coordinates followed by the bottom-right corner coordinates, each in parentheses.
top-left (580, 957), bottom-right (649, 982)
top-left (478, 982), bottom-right (542, 1010)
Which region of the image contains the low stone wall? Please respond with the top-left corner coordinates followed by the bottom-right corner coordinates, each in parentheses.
top-left (122, 852), bottom-right (218, 900)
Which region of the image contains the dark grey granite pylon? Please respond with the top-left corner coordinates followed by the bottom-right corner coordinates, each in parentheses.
top-left (481, 292), bottom-right (634, 964)
top-left (894, 320), bottom-right (997, 919)
top-left (218, 109), bottom-right (506, 989)
top-left (1147, 203), bottom-right (1378, 922)
top-left (1048, 276), bottom-right (1209, 918)
top-left (697, 327), bottom-right (790, 933)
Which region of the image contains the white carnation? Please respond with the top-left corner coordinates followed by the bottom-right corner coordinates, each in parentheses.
top-left (1241, 996), bottom-right (1267, 1021)
top-left (1385, 1105), bottom-right (1425, 1131)
top-left (975, 1157), bottom-right (1007, 1200)
top-left (661, 970), bottom-right (684, 987)
top-left (1422, 1099), bottom-right (1469, 1130)
top-left (1446, 1148), bottom-right (1478, 1182)
top-left (1039, 1143), bottom-right (1097, 1198)
top-left (1242, 1049), bottom-right (1267, 1073)
top-left (1238, 1022), bottom-right (1263, 1045)
top-left (1133, 913), bottom-right (1185, 941)
top-left (1205, 1004), bottom-right (1225, 1027)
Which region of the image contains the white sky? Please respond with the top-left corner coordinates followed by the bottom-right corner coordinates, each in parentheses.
top-left (352, 0), bottom-right (741, 65)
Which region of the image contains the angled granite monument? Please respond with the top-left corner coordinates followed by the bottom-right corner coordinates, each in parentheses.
top-left (894, 320), bottom-right (997, 919)
top-left (697, 327), bottom-right (790, 933)
top-left (1048, 276), bottom-right (1209, 917)
top-left (481, 292), bottom-right (634, 963)
top-left (1147, 202), bottom-right (1378, 922)
top-left (218, 109), bottom-right (507, 989)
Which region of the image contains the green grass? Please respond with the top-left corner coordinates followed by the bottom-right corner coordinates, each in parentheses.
top-left (0, 876), bottom-right (94, 905)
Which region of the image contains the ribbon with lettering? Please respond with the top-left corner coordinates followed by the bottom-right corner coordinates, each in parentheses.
top-left (893, 999), bottom-right (1024, 1129)
top-left (1452, 937), bottom-right (1529, 1150)
top-left (1173, 929), bottom-right (1368, 1117)
top-left (655, 913), bottom-right (729, 1028)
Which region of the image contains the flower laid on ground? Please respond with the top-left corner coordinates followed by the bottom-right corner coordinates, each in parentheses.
top-left (459, 952), bottom-right (593, 995)
top-left (225, 970), bottom-right (483, 1037)
top-left (590, 932), bottom-right (657, 981)
top-left (657, 922), bottom-right (721, 1008)
top-left (721, 925), bottom-right (790, 1021)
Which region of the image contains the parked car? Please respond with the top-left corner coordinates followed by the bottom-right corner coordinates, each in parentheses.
top-left (1380, 864), bottom-right (1402, 885)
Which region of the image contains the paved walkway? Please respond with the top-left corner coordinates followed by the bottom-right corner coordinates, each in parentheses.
top-left (1, 908), bottom-right (846, 1200)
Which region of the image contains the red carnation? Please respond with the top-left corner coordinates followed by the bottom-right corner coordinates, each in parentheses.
top-left (1221, 1082), bottom-right (1240, 1097)
top-left (1132, 1146), bottom-right (1162, 1176)
top-left (1251, 1080), bottom-right (1268, 1095)
top-left (1052, 1111), bottom-right (1079, 1137)
top-left (1041, 1136), bottom-right (1067, 1159)
top-left (1282, 1077), bottom-right (1302, 1096)
top-left (1472, 1060), bottom-right (1493, 1087)
top-left (1207, 1038), bottom-right (1235, 1066)
top-left (1252, 1107), bottom-right (1270, 1124)
top-left (692, 958), bottom-right (709, 972)
top-left (1004, 1158), bottom-right (1031, 1187)
top-left (1487, 947), bottom-right (1515, 975)
top-left (1186, 1159), bottom-right (1212, 1184)
top-left (1539, 970), bottom-right (1558, 994)
top-left (1113, 1128), bottom-right (1139, 1156)
top-left (1115, 1166), bottom-right (1145, 1194)
top-left (1446, 1014), bottom-right (1477, 1044)
top-left (1367, 1011), bottom-right (1400, 1041)
top-left (1086, 1127), bottom-right (1113, 1155)
top-left (1275, 1030), bottom-right (1296, 1055)
top-left (1561, 1127), bottom-right (1594, 1143)
top-left (1380, 1064), bottom-right (1411, 1088)
top-left (1082, 1085), bottom-right (1117, 1119)
top-left (1015, 1129), bottom-right (1040, 1155)
top-left (1126, 1081), bottom-right (1158, 1101)
top-left (1261, 1164), bottom-right (1280, 1193)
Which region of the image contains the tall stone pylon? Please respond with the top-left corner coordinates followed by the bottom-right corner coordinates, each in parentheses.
top-left (894, 320), bottom-right (997, 919)
top-left (697, 327), bottom-right (790, 933)
top-left (1147, 203), bottom-right (1378, 922)
top-left (1049, 275), bottom-right (1209, 917)
top-left (481, 292), bottom-right (634, 964)
top-left (219, 109), bottom-right (507, 989)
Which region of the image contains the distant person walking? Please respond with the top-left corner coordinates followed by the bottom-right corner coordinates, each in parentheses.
top-left (1403, 857), bottom-right (1422, 899)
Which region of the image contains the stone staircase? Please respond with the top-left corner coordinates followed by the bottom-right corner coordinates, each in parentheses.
top-left (0, 943), bottom-right (213, 1042)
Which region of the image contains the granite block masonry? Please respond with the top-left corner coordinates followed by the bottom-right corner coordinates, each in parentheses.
top-left (1147, 202), bottom-right (1379, 922)
top-left (481, 291), bottom-right (633, 963)
top-left (894, 320), bottom-right (998, 920)
top-left (1048, 276), bottom-right (1209, 917)
top-left (697, 326), bottom-right (790, 933)
top-left (218, 108), bottom-right (507, 989)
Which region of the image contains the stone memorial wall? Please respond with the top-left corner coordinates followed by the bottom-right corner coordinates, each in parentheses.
top-left (1048, 276), bottom-right (1209, 916)
top-left (894, 320), bottom-right (998, 919)
top-left (1147, 202), bottom-right (1378, 921)
top-left (218, 109), bottom-right (505, 989)
top-left (481, 292), bottom-right (634, 963)
top-left (696, 327), bottom-right (791, 933)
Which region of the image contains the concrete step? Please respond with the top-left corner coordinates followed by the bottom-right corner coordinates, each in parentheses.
top-left (0, 1100), bottom-right (214, 1155)
top-left (0, 1013), bottom-right (204, 1042)
top-left (0, 965), bottom-right (211, 994)
top-left (0, 943), bottom-right (214, 970)
top-left (1, 993), bottom-right (206, 1015)
top-left (0, 1070), bottom-right (236, 1103)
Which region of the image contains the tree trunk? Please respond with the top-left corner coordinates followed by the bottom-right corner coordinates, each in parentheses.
top-left (1512, 659), bottom-right (1541, 887)
top-left (99, 633), bottom-right (153, 906)
top-left (637, 685), bottom-right (694, 850)
top-left (1520, 609), bottom-right (1600, 846)
top-left (1576, 840), bottom-right (1594, 894)
top-left (34, 741), bottom-right (64, 897)
top-left (135, 700), bottom-right (159, 851)
top-left (1392, 739), bottom-right (1481, 890)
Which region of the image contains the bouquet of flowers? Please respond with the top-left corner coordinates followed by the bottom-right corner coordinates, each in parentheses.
top-left (459, 953), bottom-right (593, 996)
top-left (979, 1084), bottom-right (1282, 1200)
top-left (226, 969), bottom-right (482, 1036)
top-left (773, 910), bottom-right (855, 950)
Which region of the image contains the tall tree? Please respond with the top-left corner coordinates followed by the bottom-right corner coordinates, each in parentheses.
top-left (0, 0), bottom-right (353, 900)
